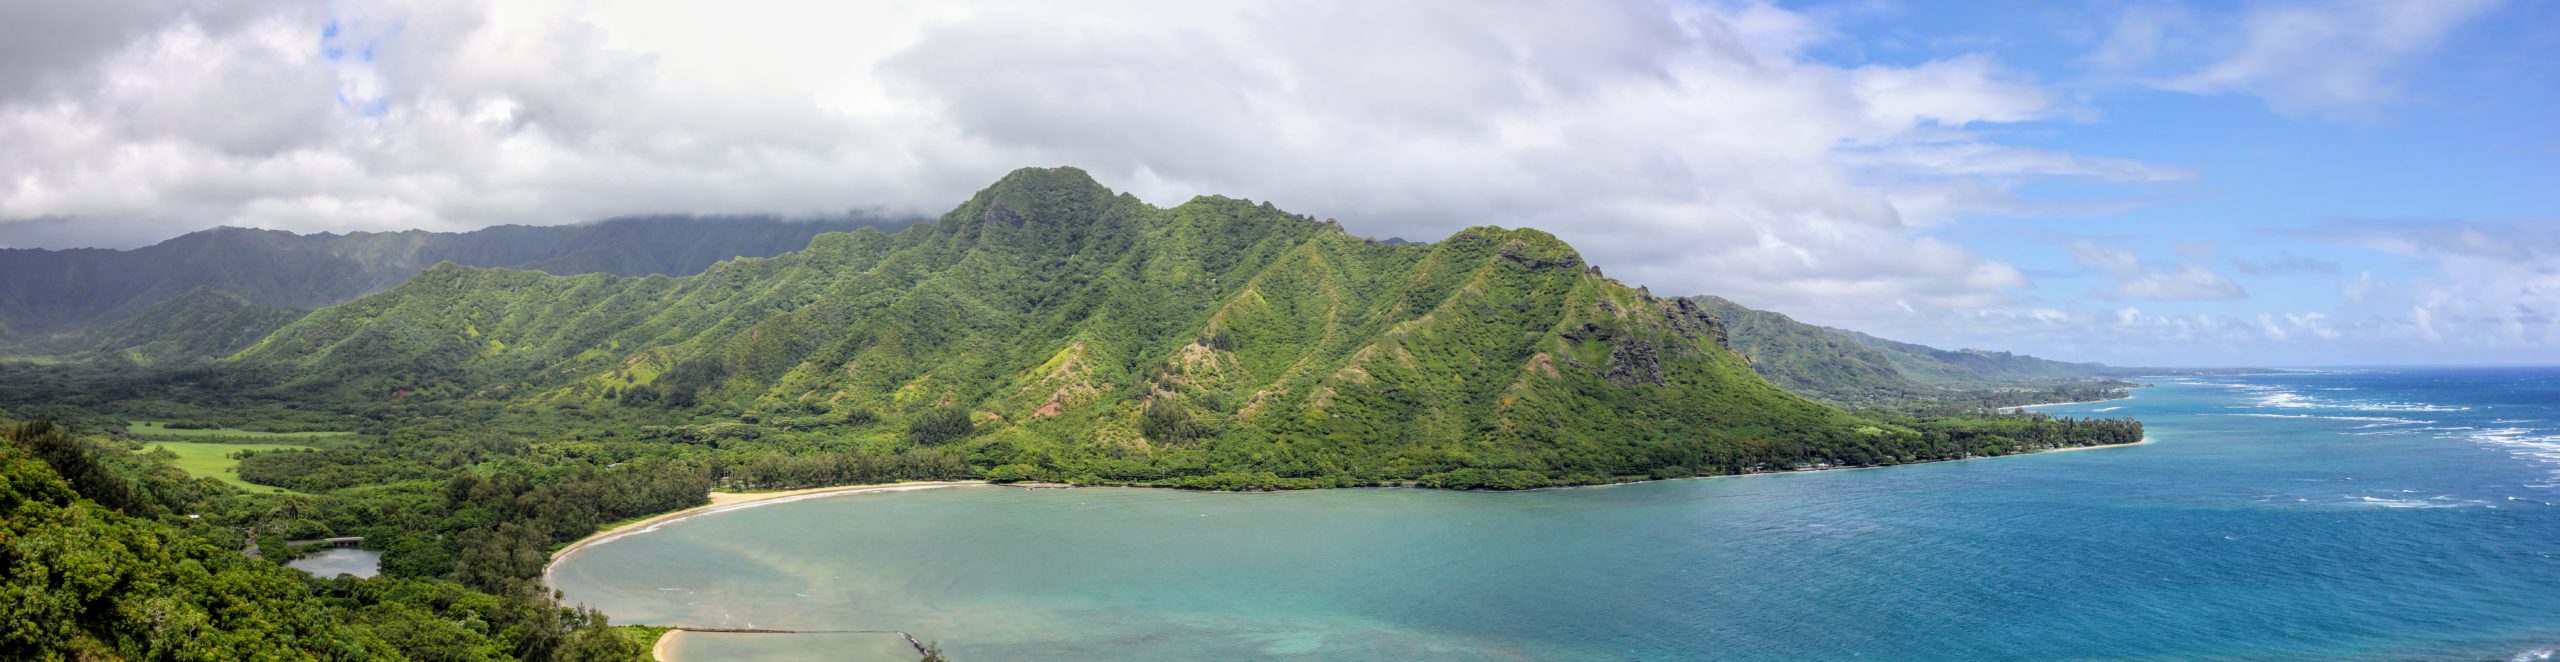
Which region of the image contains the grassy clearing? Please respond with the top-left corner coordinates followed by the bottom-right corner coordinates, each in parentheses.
top-left (147, 441), bottom-right (313, 494)
top-left (128, 421), bottom-right (353, 440)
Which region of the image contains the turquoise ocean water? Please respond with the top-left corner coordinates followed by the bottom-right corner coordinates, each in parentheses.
top-left (551, 368), bottom-right (2560, 660)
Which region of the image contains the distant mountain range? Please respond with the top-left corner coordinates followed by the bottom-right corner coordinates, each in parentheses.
top-left (0, 215), bottom-right (910, 361)
top-left (1692, 296), bottom-right (2128, 407)
top-left (0, 170), bottom-right (2137, 417)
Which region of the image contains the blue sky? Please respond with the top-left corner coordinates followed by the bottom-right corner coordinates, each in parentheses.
top-left (1786, 0), bottom-right (2559, 365)
top-left (0, 0), bottom-right (2549, 366)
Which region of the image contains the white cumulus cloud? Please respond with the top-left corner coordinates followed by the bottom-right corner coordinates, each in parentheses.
top-left (2101, 0), bottom-right (2506, 117)
top-left (2069, 240), bottom-right (2245, 301)
top-left (2118, 264), bottom-right (2247, 301)
top-left (0, 0), bottom-right (2189, 338)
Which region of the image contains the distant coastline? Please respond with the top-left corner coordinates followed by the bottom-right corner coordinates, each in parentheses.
top-left (1997, 386), bottom-right (2143, 414)
top-left (2032, 435), bottom-right (2153, 454)
top-left (1567, 433), bottom-right (2156, 491)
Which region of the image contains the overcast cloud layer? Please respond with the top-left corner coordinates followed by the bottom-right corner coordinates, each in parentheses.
top-left (0, 0), bottom-right (2545, 365)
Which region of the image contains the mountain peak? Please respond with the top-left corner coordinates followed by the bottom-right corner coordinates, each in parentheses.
top-left (992, 165), bottom-right (1099, 187)
top-left (934, 166), bottom-right (1136, 251)
top-left (978, 166), bottom-right (1113, 208)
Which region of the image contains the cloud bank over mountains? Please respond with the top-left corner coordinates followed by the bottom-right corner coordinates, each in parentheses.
top-left (0, 0), bottom-right (2539, 365)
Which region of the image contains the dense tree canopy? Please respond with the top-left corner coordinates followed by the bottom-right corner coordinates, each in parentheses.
top-left (0, 419), bottom-right (653, 661)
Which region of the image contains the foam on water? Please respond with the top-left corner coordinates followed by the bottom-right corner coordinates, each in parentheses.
top-left (2467, 427), bottom-right (2560, 479)
top-left (2352, 495), bottom-right (2474, 509)
top-left (2211, 373), bottom-right (2560, 483)
top-left (2219, 412), bottom-right (2432, 426)
top-left (2224, 383), bottom-right (2474, 413)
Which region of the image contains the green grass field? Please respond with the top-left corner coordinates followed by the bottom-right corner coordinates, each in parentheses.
top-left (147, 441), bottom-right (313, 493)
top-left (128, 421), bottom-right (352, 440)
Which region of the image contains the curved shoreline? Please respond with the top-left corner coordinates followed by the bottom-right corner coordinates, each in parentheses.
top-left (558, 432), bottom-right (2161, 575)
top-left (646, 627), bottom-right (931, 662)
top-left (650, 629), bottom-right (682, 661)
top-left (1999, 391), bottom-right (2138, 414)
top-left (578, 438), bottom-right (2155, 662)
top-left (2028, 435), bottom-right (2153, 454)
top-left (559, 387), bottom-right (2164, 578)
top-left (545, 480), bottom-right (990, 581)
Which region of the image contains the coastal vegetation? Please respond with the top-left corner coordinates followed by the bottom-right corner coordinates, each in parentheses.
top-left (0, 418), bottom-right (655, 661)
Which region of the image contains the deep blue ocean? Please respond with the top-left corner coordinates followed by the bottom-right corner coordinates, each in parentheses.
top-left (552, 367), bottom-right (2560, 660)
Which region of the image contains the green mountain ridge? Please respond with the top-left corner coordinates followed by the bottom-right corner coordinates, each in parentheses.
top-left (74, 288), bottom-right (310, 366)
top-left (222, 167), bottom-right (2017, 488)
top-left (0, 215), bottom-right (913, 360)
top-left (1692, 295), bottom-right (2124, 407)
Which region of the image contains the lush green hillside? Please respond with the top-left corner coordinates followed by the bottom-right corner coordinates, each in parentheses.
top-left (1833, 328), bottom-right (2112, 386)
top-left (0, 418), bottom-right (652, 661)
top-left (0, 215), bottom-right (910, 358)
top-left (1689, 295), bottom-right (2124, 410)
top-left (1689, 295), bottom-right (1917, 400)
top-left (52, 288), bottom-right (310, 365)
top-left (220, 167), bottom-right (1958, 487)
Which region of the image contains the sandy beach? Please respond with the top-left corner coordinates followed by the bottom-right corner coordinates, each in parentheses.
top-left (550, 386), bottom-right (2157, 570)
top-left (650, 629), bottom-right (684, 662)
top-left (547, 480), bottom-right (989, 569)
top-left (2031, 435), bottom-right (2153, 454)
top-left (551, 435), bottom-right (2156, 568)
top-left (540, 480), bottom-right (996, 661)
top-left (1998, 395), bottom-right (2132, 414)
top-left (1993, 384), bottom-right (2152, 414)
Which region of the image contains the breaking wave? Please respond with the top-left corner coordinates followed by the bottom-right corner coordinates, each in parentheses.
top-left (2220, 413), bottom-right (2432, 427)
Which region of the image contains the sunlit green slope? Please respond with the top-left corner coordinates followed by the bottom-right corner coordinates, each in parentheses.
top-left (1690, 295), bottom-right (2124, 407)
top-left (234, 168), bottom-right (1931, 486)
